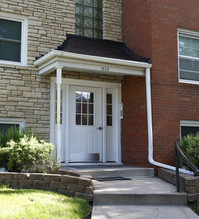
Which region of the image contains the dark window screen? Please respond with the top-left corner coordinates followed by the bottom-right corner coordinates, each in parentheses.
top-left (0, 123), bottom-right (19, 133)
top-left (181, 126), bottom-right (199, 138)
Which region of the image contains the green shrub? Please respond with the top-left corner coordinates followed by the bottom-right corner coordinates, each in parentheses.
top-left (5, 136), bottom-right (54, 172)
top-left (179, 132), bottom-right (199, 169)
top-left (0, 126), bottom-right (39, 148)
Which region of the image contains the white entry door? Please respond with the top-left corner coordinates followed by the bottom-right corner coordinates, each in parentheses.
top-left (69, 86), bottom-right (102, 162)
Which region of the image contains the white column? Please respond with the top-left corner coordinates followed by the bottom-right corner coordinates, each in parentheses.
top-left (56, 66), bottom-right (63, 164)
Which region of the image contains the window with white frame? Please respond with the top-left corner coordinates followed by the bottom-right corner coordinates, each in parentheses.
top-left (0, 118), bottom-right (25, 134)
top-left (0, 12), bottom-right (28, 65)
top-left (180, 121), bottom-right (199, 138)
top-left (178, 30), bottom-right (199, 83)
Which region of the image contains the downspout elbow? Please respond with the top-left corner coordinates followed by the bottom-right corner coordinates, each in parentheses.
top-left (145, 67), bottom-right (193, 175)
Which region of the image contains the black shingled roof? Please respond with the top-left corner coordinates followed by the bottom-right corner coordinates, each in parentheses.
top-left (57, 34), bottom-right (150, 63)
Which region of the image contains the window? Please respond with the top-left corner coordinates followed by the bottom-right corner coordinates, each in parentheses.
top-left (180, 121), bottom-right (199, 138)
top-left (0, 118), bottom-right (25, 134)
top-left (178, 30), bottom-right (199, 83)
top-left (76, 91), bottom-right (94, 126)
top-left (75, 0), bottom-right (102, 38)
top-left (106, 94), bottom-right (112, 126)
top-left (0, 12), bottom-right (27, 65)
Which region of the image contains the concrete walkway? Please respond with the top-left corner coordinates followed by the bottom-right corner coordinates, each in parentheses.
top-left (91, 177), bottom-right (198, 219)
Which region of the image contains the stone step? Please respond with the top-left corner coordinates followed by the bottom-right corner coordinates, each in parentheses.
top-left (93, 193), bottom-right (188, 205)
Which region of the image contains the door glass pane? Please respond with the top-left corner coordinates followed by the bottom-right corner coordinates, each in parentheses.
top-left (106, 94), bottom-right (112, 126)
top-left (88, 115), bottom-right (93, 125)
top-left (76, 91), bottom-right (94, 126)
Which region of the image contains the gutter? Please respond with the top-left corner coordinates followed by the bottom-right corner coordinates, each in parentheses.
top-left (145, 68), bottom-right (193, 175)
top-left (34, 50), bottom-right (152, 69)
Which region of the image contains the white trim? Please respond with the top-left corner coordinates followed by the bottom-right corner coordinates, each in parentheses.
top-left (102, 87), bottom-right (107, 162)
top-left (179, 79), bottom-right (199, 85)
top-left (180, 120), bottom-right (199, 127)
top-left (56, 66), bottom-right (63, 164)
top-left (50, 78), bottom-right (121, 163)
top-left (180, 120), bottom-right (199, 140)
top-left (34, 50), bottom-right (151, 76)
top-left (0, 118), bottom-right (26, 130)
top-left (177, 28), bottom-right (199, 85)
top-left (0, 12), bottom-right (28, 66)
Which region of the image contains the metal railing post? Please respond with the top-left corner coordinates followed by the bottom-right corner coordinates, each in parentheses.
top-left (175, 141), bottom-right (180, 192)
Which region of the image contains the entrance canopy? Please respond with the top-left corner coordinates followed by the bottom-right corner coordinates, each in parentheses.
top-left (34, 35), bottom-right (152, 164)
top-left (34, 34), bottom-right (151, 76)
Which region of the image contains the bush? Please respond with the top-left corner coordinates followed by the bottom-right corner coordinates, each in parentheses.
top-left (5, 136), bottom-right (54, 172)
top-left (179, 132), bottom-right (199, 169)
top-left (0, 126), bottom-right (39, 148)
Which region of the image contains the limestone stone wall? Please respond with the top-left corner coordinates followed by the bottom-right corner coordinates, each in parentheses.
top-left (0, 172), bottom-right (93, 202)
top-left (0, 0), bottom-right (123, 140)
top-left (103, 0), bottom-right (123, 42)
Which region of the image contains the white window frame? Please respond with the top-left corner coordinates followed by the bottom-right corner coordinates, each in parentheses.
top-left (0, 12), bottom-right (28, 66)
top-left (180, 120), bottom-right (199, 139)
top-left (178, 28), bottom-right (199, 85)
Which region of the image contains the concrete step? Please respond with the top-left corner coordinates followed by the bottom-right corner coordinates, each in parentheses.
top-left (92, 205), bottom-right (199, 219)
top-left (93, 177), bottom-right (188, 206)
top-left (93, 193), bottom-right (187, 205)
top-left (78, 167), bottom-right (154, 178)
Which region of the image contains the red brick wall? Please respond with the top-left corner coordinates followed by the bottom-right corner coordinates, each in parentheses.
top-left (122, 76), bottom-right (149, 166)
top-left (122, 0), bottom-right (199, 167)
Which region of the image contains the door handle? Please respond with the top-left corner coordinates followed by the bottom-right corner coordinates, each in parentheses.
top-left (97, 127), bottom-right (102, 130)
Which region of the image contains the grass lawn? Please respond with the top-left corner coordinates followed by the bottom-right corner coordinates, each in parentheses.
top-left (0, 185), bottom-right (91, 219)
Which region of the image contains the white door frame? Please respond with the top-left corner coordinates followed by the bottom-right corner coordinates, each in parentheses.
top-left (50, 78), bottom-right (121, 163)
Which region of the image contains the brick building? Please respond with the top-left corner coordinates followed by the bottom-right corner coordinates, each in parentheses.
top-left (0, 0), bottom-right (197, 171)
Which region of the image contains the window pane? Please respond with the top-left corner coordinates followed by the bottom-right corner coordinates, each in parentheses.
top-left (180, 58), bottom-right (199, 72)
top-left (94, 0), bottom-right (102, 8)
top-left (0, 19), bottom-right (21, 40)
top-left (82, 115), bottom-right (87, 125)
top-left (181, 126), bottom-right (199, 138)
top-left (107, 116), bottom-right (112, 126)
top-left (76, 6), bottom-right (83, 16)
top-left (89, 104), bottom-right (93, 114)
top-left (88, 93), bottom-right (94, 103)
top-left (84, 7), bottom-right (93, 17)
top-left (0, 124), bottom-right (19, 133)
top-left (76, 115), bottom-right (81, 125)
top-left (76, 91), bottom-right (81, 102)
top-left (0, 41), bottom-right (21, 62)
top-left (84, 0), bottom-right (92, 7)
top-left (84, 17), bottom-right (92, 28)
top-left (107, 105), bottom-right (112, 115)
top-left (76, 103), bottom-right (81, 113)
top-left (84, 29), bottom-right (93, 37)
top-left (82, 103), bottom-right (87, 113)
top-left (88, 115), bottom-right (93, 125)
top-left (180, 70), bottom-right (199, 81)
top-left (107, 94), bottom-right (112, 104)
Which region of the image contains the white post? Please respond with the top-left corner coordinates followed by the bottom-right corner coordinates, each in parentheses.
top-left (56, 66), bottom-right (63, 164)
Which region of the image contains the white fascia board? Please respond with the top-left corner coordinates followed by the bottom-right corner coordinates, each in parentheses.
top-left (34, 50), bottom-right (152, 76)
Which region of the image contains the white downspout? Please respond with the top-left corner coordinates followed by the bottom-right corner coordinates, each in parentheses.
top-left (145, 67), bottom-right (193, 175)
top-left (56, 66), bottom-right (63, 164)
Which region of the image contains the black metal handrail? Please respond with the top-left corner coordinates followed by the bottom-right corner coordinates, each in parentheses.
top-left (174, 141), bottom-right (199, 192)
